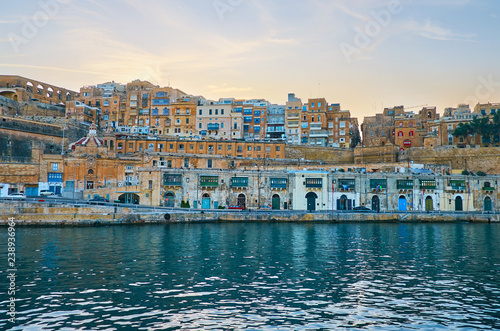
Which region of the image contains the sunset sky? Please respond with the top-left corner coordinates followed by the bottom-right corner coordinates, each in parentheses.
top-left (1, 0), bottom-right (499, 120)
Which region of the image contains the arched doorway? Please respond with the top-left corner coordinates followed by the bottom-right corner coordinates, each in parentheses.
top-left (272, 194), bottom-right (280, 210)
top-left (164, 192), bottom-right (175, 208)
top-left (455, 196), bottom-right (463, 211)
top-left (425, 196), bottom-right (433, 211)
top-left (306, 192), bottom-right (318, 211)
top-left (398, 195), bottom-right (407, 211)
top-left (484, 196), bottom-right (492, 211)
top-left (337, 194), bottom-right (350, 211)
top-left (118, 193), bottom-right (140, 204)
top-left (237, 194), bottom-right (246, 209)
top-left (202, 193), bottom-right (211, 209)
top-left (372, 195), bottom-right (380, 212)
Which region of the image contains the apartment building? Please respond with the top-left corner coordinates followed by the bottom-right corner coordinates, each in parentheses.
top-left (285, 93), bottom-right (304, 145)
top-left (266, 104), bottom-right (286, 140)
top-left (197, 98), bottom-right (243, 139)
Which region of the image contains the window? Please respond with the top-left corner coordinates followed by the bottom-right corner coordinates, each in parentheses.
top-left (305, 178), bottom-right (322, 188)
top-left (163, 174), bottom-right (182, 186)
top-left (199, 109), bottom-right (202, 115)
top-left (52, 163), bottom-right (58, 171)
top-left (409, 131), bottom-right (414, 136)
top-left (276, 146), bottom-right (280, 152)
top-left (215, 109), bottom-right (218, 115)
top-left (231, 177), bottom-right (248, 187)
top-left (270, 178), bottom-right (287, 188)
top-left (200, 175), bottom-right (218, 187)
top-left (186, 118), bottom-right (189, 124)
top-left (398, 131), bottom-right (403, 137)
top-left (184, 158), bottom-right (189, 168)
top-left (370, 179), bottom-right (387, 190)
top-left (221, 109), bottom-right (224, 115)
top-left (209, 109), bottom-right (213, 115)
top-left (199, 123), bottom-right (202, 129)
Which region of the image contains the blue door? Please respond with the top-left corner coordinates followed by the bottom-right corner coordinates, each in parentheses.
top-left (398, 196), bottom-right (407, 211)
top-left (202, 197), bottom-right (210, 209)
top-left (25, 186), bottom-right (38, 197)
top-left (55, 186), bottom-right (62, 195)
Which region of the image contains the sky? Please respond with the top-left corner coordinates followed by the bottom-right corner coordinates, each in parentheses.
top-left (1, 0), bottom-right (500, 121)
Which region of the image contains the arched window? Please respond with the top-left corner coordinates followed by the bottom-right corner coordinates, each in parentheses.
top-left (88, 169), bottom-right (94, 175)
top-left (409, 131), bottom-right (414, 136)
top-left (398, 131), bottom-right (403, 137)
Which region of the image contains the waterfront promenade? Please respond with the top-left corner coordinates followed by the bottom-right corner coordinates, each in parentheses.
top-left (1, 201), bottom-right (499, 225)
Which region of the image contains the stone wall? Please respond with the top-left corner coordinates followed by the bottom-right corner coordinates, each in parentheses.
top-left (0, 116), bottom-right (89, 157)
top-left (401, 146), bottom-right (500, 174)
top-left (286, 145), bottom-right (354, 164)
top-left (354, 145), bottom-right (399, 164)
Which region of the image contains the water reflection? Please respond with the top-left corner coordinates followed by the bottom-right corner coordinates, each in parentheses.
top-left (0, 223), bottom-right (499, 330)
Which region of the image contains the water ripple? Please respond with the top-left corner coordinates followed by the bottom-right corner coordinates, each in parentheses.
top-left (1, 223), bottom-right (499, 330)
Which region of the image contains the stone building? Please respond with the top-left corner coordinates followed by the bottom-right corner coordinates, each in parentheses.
top-left (132, 166), bottom-right (498, 213)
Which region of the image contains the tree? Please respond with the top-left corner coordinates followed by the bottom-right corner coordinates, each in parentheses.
top-left (453, 122), bottom-right (473, 145)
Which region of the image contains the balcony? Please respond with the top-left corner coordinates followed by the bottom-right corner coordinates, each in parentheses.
top-left (200, 176), bottom-right (219, 187)
top-left (231, 177), bottom-right (248, 188)
top-left (310, 123), bottom-right (323, 130)
top-left (449, 181), bottom-right (466, 191)
top-left (338, 180), bottom-right (355, 191)
top-left (397, 180), bottom-right (414, 190)
top-left (419, 180), bottom-right (436, 190)
top-left (207, 123), bottom-right (220, 131)
top-left (305, 178), bottom-right (322, 188)
top-left (482, 186), bottom-right (495, 191)
top-left (309, 130), bottom-right (329, 138)
top-left (271, 178), bottom-right (287, 189)
top-left (163, 174), bottom-right (182, 186)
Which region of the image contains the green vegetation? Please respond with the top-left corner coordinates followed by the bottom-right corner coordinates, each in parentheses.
top-left (181, 200), bottom-right (190, 208)
top-left (453, 113), bottom-right (500, 145)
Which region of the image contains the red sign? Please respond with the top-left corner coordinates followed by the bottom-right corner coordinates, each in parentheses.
top-left (403, 140), bottom-right (411, 147)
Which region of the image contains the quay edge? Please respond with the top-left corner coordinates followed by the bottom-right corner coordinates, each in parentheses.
top-left (0, 203), bottom-right (499, 225)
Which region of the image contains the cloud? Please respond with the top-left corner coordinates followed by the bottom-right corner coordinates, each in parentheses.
top-left (334, 3), bottom-right (370, 21)
top-left (405, 19), bottom-right (476, 41)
